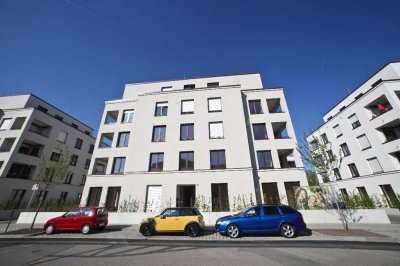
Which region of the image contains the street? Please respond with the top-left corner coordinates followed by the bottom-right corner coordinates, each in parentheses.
top-left (0, 239), bottom-right (399, 265)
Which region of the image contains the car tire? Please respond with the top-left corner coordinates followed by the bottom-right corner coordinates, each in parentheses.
top-left (45, 224), bottom-right (55, 235)
top-left (99, 226), bottom-right (106, 231)
top-left (140, 223), bottom-right (154, 237)
top-left (81, 224), bottom-right (91, 234)
top-left (186, 223), bottom-right (200, 237)
top-left (226, 224), bottom-right (240, 238)
top-left (281, 223), bottom-right (297, 238)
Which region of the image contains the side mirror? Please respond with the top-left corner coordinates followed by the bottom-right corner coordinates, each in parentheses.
top-left (161, 215), bottom-right (166, 219)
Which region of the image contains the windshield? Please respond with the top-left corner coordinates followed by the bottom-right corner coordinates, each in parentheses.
top-left (235, 206), bottom-right (255, 216)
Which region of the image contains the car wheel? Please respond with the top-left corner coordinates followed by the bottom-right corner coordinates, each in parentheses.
top-left (99, 226), bottom-right (106, 231)
top-left (81, 224), bottom-right (91, 234)
top-left (45, 224), bottom-right (55, 235)
top-left (141, 223), bottom-right (154, 237)
top-left (281, 223), bottom-right (297, 238)
top-left (186, 223), bottom-right (200, 237)
top-left (227, 224), bottom-right (240, 238)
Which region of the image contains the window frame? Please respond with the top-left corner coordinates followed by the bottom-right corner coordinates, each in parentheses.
top-left (210, 150), bottom-right (226, 170)
top-left (248, 100), bottom-right (263, 114)
top-left (208, 97), bottom-right (222, 112)
top-left (179, 151), bottom-right (194, 171)
top-left (149, 152), bottom-right (164, 172)
top-left (209, 122), bottom-right (224, 139)
top-left (181, 100), bottom-right (194, 114)
top-left (112, 157), bottom-right (126, 174)
top-left (180, 123), bottom-right (194, 141)
top-left (257, 150), bottom-right (274, 169)
top-left (152, 126), bottom-right (166, 142)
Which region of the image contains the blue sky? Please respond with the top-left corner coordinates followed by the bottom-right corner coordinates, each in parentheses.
top-left (1, 0), bottom-right (399, 138)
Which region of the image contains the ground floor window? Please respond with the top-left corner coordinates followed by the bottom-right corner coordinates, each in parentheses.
top-left (262, 182), bottom-right (280, 205)
top-left (211, 183), bottom-right (229, 211)
top-left (380, 184), bottom-right (400, 208)
top-left (284, 181), bottom-right (300, 208)
top-left (105, 187), bottom-right (121, 212)
top-left (6, 189), bottom-right (26, 209)
top-left (87, 187), bottom-right (102, 206)
top-left (145, 185), bottom-right (162, 212)
top-left (176, 185), bottom-right (195, 207)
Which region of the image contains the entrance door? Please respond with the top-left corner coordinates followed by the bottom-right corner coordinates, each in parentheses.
top-left (284, 182), bottom-right (300, 208)
top-left (146, 186), bottom-right (162, 213)
top-left (262, 182), bottom-right (280, 205)
top-left (176, 185), bottom-right (195, 207)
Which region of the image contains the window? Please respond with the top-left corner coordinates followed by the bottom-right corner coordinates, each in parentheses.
top-left (161, 86), bottom-right (173, 91)
top-left (122, 110), bottom-right (134, 123)
top-left (117, 132), bottom-right (130, 147)
top-left (263, 206), bottom-right (279, 215)
top-left (184, 84), bottom-right (195, 89)
top-left (92, 158), bottom-right (108, 175)
top-left (155, 102), bottom-right (168, 116)
top-left (37, 105), bottom-right (48, 113)
top-left (340, 143), bottom-right (351, 156)
top-left (70, 155), bottom-right (78, 166)
top-left (71, 123), bottom-right (78, 129)
top-left (149, 153), bottom-right (164, 171)
top-left (99, 133), bottom-right (114, 147)
top-left (357, 187), bottom-right (369, 200)
top-left (211, 184), bottom-right (229, 211)
top-left (252, 123), bottom-right (268, 140)
top-left (248, 100), bottom-right (263, 114)
top-left (367, 157), bottom-right (383, 174)
top-left (333, 168), bottom-right (341, 180)
top-left (152, 126), bottom-right (166, 142)
top-left (11, 117), bottom-right (26, 130)
top-left (333, 125), bottom-right (342, 138)
top-left (106, 187), bottom-right (121, 212)
top-left (50, 151), bottom-right (61, 161)
top-left (257, 150), bottom-right (274, 169)
top-left (84, 159), bottom-right (91, 169)
top-left (112, 157), bottom-right (126, 174)
top-left (57, 131), bottom-right (68, 143)
top-left (84, 130), bottom-right (91, 136)
top-left (309, 140), bottom-right (318, 151)
top-left (88, 144), bottom-right (94, 154)
top-left (104, 110), bottom-right (118, 124)
top-left (6, 189), bottom-right (26, 209)
top-left (181, 100), bottom-right (194, 114)
top-left (179, 151), bottom-right (194, 170)
top-left (55, 115), bottom-right (63, 121)
top-left (208, 98), bottom-right (222, 112)
top-left (0, 138), bottom-right (16, 152)
top-left (321, 133), bottom-right (329, 144)
top-left (340, 189), bottom-right (348, 198)
top-left (0, 118), bottom-right (12, 130)
top-left (75, 138), bottom-right (83, 149)
top-left (87, 187), bottom-right (102, 206)
top-left (210, 150), bottom-right (226, 169)
top-left (267, 98), bottom-right (283, 113)
top-left (6, 163), bottom-right (35, 179)
top-left (80, 175), bottom-right (87, 186)
top-left (327, 150), bottom-right (334, 162)
top-left (272, 122), bottom-right (289, 139)
top-left (348, 163), bottom-right (360, 177)
top-left (348, 114), bottom-right (361, 129)
top-left (209, 122), bottom-right (224, 139)
top-left (245, 206), bottom-right (261, 216)
top-left (207, 82), bottom-right (219, 87)
top-left (65, 172), bottom-right (73, 184)
top-left (180, 124), bottom-right (194, 141)
top-left (357, 134), bottom-right (371, 150)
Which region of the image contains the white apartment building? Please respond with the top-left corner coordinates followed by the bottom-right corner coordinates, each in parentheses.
top-left (81, 73), bottom-right (308, 212)
top-left (307, 62), bottom-right (400, 206)
top-left (0, 94), bottom-right (95, 209)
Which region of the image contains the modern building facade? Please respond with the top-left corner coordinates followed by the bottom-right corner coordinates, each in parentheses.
top-left (0, 94), bottom-right (95, 209)
top-left (307, 62), bottom-right (400, 206)
top-left (81, 73), bottom-right (308, 212)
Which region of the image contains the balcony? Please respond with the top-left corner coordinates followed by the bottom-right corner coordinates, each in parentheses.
top-left (92, 158), bottom-right (109, 175)
top-left (278, 149), bottom-right (296, 168)
top-left (267, 98), bottom-right (283, 113)
top-left (6, 163), bottom-right (36, 180)
top-left (18, 140), bottom-right (44, 157)
top-left (378, 119), bottom-right (400, 144)
top-left (365, 95), bottom-right (393, 120)
top-left (272, 122), bottom-right (290, 139)
top-left (28, 119), bottom-right (52, 138)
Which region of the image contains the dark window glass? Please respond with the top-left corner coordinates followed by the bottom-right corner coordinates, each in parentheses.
top-left (184, 84), bottom-right (195, 89)
top-left (210, 150), bottom-right (226, 169)
top-left (321, 133), bottom-right (329, 144)
top-left (117, 132), bottom-right (130, 147)
top-left (149, 153), bottom-right (164, 171)
top-left (70, 155), bottom-right (78, 166)
top-left (207, 82), bottom-right (219, 88)
top-left (279, 206), bottom-right (297, 214)
top-left (180, 124), bottom-right (194, 140)
top-left (348, 163), bottom-right (360, 177)
top-left (340, 143), bottom-right (351, 156)
top-left (155, 102), bottom-right (168, 116)
top-left (152, 126), bottom-right (166, 142)
top-left (88, 144), bottom-right (94, 154)
top-left (112, 157), bottom-right (125, 174)
top-left (257, 150), bottom-right (274, 169)
top-left (75, 138), bottom-right (83, 149)
top-left (37, 105), bottom-right (48, 113)
top-left (71, 123), bottom-right (78, 129)
top-left (179, 151), bottom-right (194, 170)
top-left (263, 206), bottom-right (279, 215)
top-left (248, 100), bottom-right (263, 114)
top-left (252, 124), bottom-right (268, 140)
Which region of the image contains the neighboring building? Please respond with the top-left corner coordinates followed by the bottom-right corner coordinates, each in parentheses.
top-left (81, 73), bottom-right (308, 212)
top-left (0, 94), bottom-right (95, 209)
top-left (307, 62), bottom-right (400, 206)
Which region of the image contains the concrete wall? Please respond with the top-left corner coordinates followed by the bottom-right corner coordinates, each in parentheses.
top-left (17, 209), bottom-right (392, 225)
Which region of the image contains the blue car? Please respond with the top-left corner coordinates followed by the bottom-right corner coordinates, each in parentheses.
top-left (215, 205), bottom-right (307, 238)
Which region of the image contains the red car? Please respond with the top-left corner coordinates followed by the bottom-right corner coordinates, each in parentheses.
top-left (44, 207), bottom-right (108, 235)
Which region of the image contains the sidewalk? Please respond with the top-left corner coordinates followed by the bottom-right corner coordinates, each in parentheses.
top-left (1, 221), bottom-right (400, 243)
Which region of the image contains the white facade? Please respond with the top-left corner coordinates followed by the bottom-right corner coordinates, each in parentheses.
top-left (307, 62), bottom-right (400, 205)
top-left (0, 94), bottom-right (95, 208)
top-left (81, 73), bottom-right (308, 212)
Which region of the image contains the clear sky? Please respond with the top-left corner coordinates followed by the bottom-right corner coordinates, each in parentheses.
top-left (1, 0), bottom-right (399, 138)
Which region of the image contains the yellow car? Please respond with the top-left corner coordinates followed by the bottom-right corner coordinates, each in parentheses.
top-left (139, 207), bottom-right (205, 237)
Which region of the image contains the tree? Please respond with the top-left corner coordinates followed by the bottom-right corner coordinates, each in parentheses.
top-left (305, 170), bottom-right (319, 186)
top-left (30, 145), bottom-right (71, 230)
top-left (297, 132), bottom-right (350, 230)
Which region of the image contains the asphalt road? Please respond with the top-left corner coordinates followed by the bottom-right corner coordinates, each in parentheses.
top-left (0, 239), bottom-right (399, 266)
